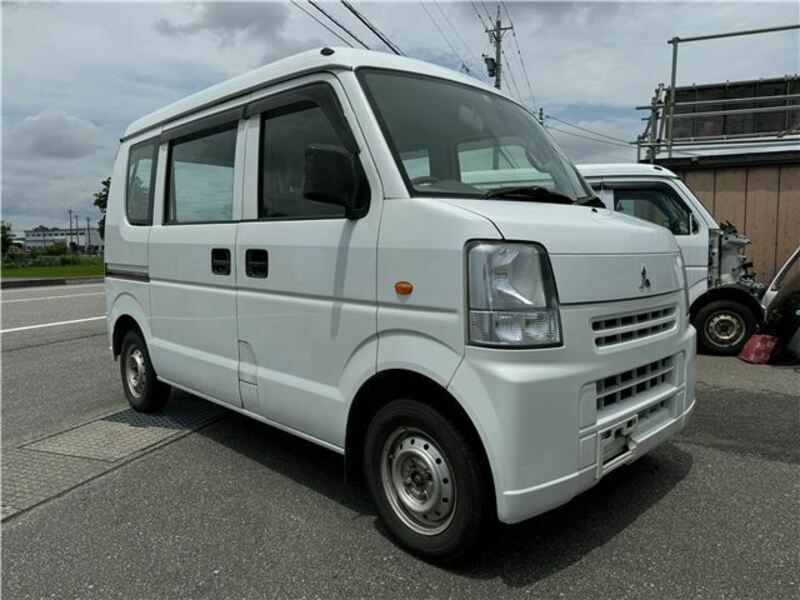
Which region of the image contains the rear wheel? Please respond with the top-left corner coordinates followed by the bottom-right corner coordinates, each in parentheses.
top-left (364, 398), bottom-right (492, 564)
top-left (120, 330), bottom-right (170, 412)
top-left (694, 300), bottom-right (756, 355)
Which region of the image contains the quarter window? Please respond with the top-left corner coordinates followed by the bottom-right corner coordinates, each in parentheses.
top-left (260, 104), bottom-right (349, 219)
top-left (167, 125), bottom-right (237, 223)
top-left (613, 187), bottom-right (693, 235)
top-left (126, 140), bottom-right (158, 225)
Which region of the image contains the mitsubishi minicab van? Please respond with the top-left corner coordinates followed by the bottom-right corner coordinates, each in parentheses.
top-left (106, 48), bottom-right (696, 562)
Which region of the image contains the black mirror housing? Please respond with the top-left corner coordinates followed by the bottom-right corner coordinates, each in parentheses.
top-left (303, 144), bottom-right (367, 219)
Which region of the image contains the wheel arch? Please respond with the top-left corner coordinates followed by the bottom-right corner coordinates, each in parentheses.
top-left (690, 285), bottom-right (764, 326)
top-left (344, 369), bottom-right (495, 500)
top-left (108, 292), bottom-right (151, 358)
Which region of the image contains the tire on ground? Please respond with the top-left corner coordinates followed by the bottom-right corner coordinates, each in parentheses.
top-left (119, 329), bottom-right (170, 412)
top-left (363, 397), bottom-right (492, 564)
top-left (693, 299), bottom-right (756, 356)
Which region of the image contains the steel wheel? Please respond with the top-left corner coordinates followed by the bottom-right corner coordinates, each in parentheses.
top-left (380, 427), bottom-right (456, 536)
top-left (125, 346), bottom-right (147, 399)
top-left (705, 310), bottom-right (746, 349)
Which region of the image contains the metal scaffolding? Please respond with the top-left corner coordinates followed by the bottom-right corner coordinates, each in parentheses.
top-left (637, 24), bottom-right (800, 163)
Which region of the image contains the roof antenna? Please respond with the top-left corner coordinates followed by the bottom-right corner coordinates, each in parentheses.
top-left (321, 47), bottom-right (335, 56)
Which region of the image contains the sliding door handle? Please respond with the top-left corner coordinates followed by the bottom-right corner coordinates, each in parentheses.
top-left (245, 249), bottom-right (269, 279)
top-left (211, 248), bottom-right (231, 275)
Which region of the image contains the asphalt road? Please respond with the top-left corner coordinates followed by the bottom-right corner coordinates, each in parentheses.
top-left (2, 283), bottom-right (799, 599)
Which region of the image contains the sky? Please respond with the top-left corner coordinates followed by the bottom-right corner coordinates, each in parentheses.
top-left (2, 0), bottom-right (798, 232)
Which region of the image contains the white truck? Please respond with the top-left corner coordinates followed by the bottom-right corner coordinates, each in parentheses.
top-left (579, 163), bottom-right (763, 355)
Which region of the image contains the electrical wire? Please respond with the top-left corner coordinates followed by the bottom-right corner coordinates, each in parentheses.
top-left (340, 0), bottom-right (404, 56)
top-left (500, 1), bottom-right (538, 111)
top-left (306, 0), bottom-right (370, 49)
top-left (433, 0), bottom-right (482, 68)
top-left (547, 126), bottom-right (634, 149)
top-left (418, 1), bottom-right (472, 74)
top-left (291, 0), bottom-right (353, 47)
top-left (545, 115), bottom-right (632, 144)
top-left (501, 48), bottom-right (523, 101)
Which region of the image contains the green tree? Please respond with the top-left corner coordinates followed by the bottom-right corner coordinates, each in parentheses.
top-left (1, 221), bottom-right (13, 255)
top-left (93, 177), bottom-right (111, 239)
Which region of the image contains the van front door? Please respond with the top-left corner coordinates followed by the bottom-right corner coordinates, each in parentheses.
top-left (235, 80), bottom-right (380, 448)
top-left (148, 117), bottom-right (244, 408)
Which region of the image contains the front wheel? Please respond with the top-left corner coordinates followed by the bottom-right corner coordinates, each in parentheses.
top-left (119, 330), bottom-right (170, 412)
top-left (693, 300), bottom-right (757, 355)
top-left (364, 398), bottom-right (492, 564)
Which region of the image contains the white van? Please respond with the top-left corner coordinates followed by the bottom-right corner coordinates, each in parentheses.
top-left (579, 163), bottom-right (764, 355)
top-left (106, 48), bottom-right (695, 562)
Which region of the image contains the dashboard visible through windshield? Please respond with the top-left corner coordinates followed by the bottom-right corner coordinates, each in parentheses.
top-left (357, 68), bottom-right (592, 202)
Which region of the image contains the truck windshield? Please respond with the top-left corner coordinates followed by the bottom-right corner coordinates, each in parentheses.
top-left (358, 69), bottom-right (592, 201)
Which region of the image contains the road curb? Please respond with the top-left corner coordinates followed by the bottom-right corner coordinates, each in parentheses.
top-left (1, 276), bottom-right (104, 290)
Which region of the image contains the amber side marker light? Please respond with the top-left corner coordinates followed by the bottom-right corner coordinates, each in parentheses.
top-left (394, 281), bottom-right (414, 296)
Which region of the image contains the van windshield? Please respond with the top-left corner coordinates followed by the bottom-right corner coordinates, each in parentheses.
top-left (358, 69), bottom-right (592, 201)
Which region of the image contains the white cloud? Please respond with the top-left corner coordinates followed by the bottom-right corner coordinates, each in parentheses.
top-left (8, 109), bottom-right (108, 160)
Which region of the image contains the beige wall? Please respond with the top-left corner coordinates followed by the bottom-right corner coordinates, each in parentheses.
top-left (677, 164), bottom-right (800, 283)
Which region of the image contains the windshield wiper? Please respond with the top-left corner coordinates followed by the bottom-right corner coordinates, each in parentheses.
top-left (483, 185), bottom-right (574, 205)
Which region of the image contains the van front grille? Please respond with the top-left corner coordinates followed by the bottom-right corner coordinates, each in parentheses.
top-left (592, 305), bottom-right (677, 348)
top-left (596, 356), bottom-right (675, 411)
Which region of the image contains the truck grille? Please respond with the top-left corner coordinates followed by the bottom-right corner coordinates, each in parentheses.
top-left (592, 305), bottom-right (677, 348)
top-left (596, 356), bottom-right (675, 411)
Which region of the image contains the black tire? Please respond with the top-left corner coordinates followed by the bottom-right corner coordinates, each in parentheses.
top-left (693, 300), bottom-right (757, 356)
top-left (119, 330), bottom-right (170, 412)
top-left (364, 398), bottom-right (492, 564)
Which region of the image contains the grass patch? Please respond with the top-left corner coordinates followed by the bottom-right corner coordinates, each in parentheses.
top-left (1, 262), bottom-right (104, 279)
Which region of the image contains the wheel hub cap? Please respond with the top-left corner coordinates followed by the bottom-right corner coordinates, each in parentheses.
top-left (381, 428), bottom-right (455, 536)
top-left (126, 348), bottom-right (147, 398)
top-left (706, 311), bottom-right (745, 347)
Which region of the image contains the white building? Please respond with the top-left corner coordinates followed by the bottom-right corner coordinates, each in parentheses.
top-left (24, 226), bottom-right (104, 251)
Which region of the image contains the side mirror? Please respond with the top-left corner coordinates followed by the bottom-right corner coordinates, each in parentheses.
top-left (303, 144), bottom-right (367, 219)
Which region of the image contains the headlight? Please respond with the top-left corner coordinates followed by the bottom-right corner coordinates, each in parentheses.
top-left (467, 241), bottom-right (562, 347)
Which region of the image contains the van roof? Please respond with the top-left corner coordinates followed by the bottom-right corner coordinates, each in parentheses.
top-left (576, 163), bottom-right (679, 179)
top-left (124, 47), bottom-right (500, 141)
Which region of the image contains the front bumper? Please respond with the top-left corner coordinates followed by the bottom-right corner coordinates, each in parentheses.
top-left (447, 292), bottom-right (696, 524)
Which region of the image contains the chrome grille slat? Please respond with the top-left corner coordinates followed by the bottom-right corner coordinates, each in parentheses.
top-left (593, 305), bottom-right (677, 348)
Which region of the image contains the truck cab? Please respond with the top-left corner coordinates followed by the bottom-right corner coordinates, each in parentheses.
top-left (579, 163), bottom-right (763, 355)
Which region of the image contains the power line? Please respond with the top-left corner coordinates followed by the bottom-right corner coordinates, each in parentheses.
top-left (469, 1), bottom-right (489, 27)
top-left (500, 1), bottom-right (538, 110)
top-left (479, 1), bottom-right (494, 24)
top-left (545, 115), bottom-right (632, 144)
top-left (433, 0), bottom-right (481, 68)
top-left (307, 0), bottom-right (370, 49)
top-left (547, 126), bottom-right (634, 149)
top-left (291, 1), bottom-right (353, 47)
top-left (340, 0), bottom-right (404, 56)
top-left (501, 48), bottom-right (523, 101)
top-left (418, 1), bottom-right (472, 73)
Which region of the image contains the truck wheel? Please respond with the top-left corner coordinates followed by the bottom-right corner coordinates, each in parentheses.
top-left (363, 398), bottom-right (492, 564)
top-left (693, 300), bottom-right (756, 355)
top-left (120, 330), bottom-right (170, 412)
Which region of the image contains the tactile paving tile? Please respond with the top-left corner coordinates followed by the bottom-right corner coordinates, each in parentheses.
top-left (22, 398), bottom-right (225, 462)
top-left (1, 449), bottom-right (107, 519)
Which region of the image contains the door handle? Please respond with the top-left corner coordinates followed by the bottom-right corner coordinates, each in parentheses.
top-left (211, 248), bottom-right (231, 276)
top-left (245, 249), bottom-right (269, 279)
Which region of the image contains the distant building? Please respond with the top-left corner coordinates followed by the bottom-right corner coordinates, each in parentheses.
top-left (24, 225), bottom-right (104, 252)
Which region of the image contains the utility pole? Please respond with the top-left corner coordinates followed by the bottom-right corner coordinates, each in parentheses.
top-left (74, 214), bottom-right (80, 251)
top-left (483, 5), bottom-right (512, 90)
top-left (86, 217), bottom-right (91, 253)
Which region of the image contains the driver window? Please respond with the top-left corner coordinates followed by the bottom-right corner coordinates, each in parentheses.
top-left (613, 187), bottom-right (692, 235)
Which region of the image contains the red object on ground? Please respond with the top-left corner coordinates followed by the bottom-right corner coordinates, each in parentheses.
top-left (738, 334), bottom-right (779, 364)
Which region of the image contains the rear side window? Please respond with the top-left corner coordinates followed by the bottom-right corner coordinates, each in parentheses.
top-left (167, 125), bottom-right (237, 224)
top-left (260, 104), bottom-right (349, 219)
top-left (126, 140), bottom-right (158, 225)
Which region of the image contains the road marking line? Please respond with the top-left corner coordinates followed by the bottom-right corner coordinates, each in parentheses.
top-left (2, 292), bottom-right (105, 304)
top-left (1, 316), bottom-right (106, 334)
top-left (1, 283), bottom-right (105, 295)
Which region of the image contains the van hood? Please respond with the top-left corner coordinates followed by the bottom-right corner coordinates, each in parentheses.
top-left (442, 199), bottom-right (684, 304)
